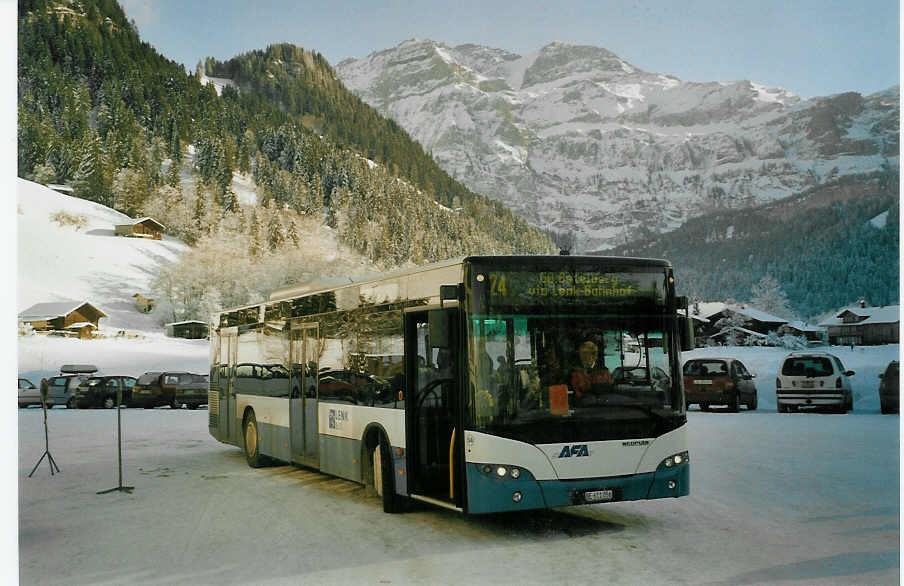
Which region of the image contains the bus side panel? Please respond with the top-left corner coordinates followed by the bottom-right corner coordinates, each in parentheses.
top-left (236, 394), bottom-right (291, 462)
top-left (317, 403), bottom-right (406, 483)
top-left (318, 435), bottom-right (363, 482)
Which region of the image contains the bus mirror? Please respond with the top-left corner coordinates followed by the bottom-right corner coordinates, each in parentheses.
top-left (428, 310), bottom-right (450, 348)
top-left (676, 296), bottom-right (694, 351)
top-left (680, 315), bottom-right (695, 351)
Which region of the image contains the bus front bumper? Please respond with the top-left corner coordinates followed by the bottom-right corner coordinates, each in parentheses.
top-left (465, 461), bottom-right (689, 514)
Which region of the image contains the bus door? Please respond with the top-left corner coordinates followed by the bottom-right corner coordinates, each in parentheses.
top-left (290, 323), bottom-right (320, 467)
top-left (220, 328), bottom-right (238, 442)
top-left (404, 308), bottom-right (464, 508)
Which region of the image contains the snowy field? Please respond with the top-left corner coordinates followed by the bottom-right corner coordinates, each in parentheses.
top-left (17, 407), bottom-right (898, 585)
top-left (15, 345), bottom-right (900, 585)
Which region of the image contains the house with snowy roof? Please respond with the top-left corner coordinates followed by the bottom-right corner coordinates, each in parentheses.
top-left (778, 320), bottom-right (827, 344)
top-left (114, 217), bottom-right (165, 240)
top-left (702, 304), bottom-right (788, 338)
top-left (18, 300), bottom-right (107, 338)
top-left (818, 302), bottom-right (900, 345)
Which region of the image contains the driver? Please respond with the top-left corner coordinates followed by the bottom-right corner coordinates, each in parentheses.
top-left (570, 341), bottom-right (612, 400)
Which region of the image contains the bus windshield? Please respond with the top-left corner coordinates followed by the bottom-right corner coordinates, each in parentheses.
top-left (464, 261), bottom-right (684, 444)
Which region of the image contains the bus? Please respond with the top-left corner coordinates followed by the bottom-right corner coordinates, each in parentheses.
top-left (208, 255), bottom-right (692, 514)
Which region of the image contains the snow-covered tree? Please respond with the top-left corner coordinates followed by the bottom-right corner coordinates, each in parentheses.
top-left (750, 275), bottom-right (795, 320)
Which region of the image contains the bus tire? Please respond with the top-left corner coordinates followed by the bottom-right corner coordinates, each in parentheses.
top-left (376, 435), bottom-right (403, 514)
top-left (243, 410), bottom-right (266, 468)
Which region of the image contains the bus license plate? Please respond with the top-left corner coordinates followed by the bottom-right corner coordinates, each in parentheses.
top-left (584, 489), bottom-right (614, 503)
top-left (693, 380), bottom-right (712, 385)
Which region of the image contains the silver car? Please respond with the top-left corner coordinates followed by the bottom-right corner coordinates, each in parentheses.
top-left (18, 378), bottom-right (43, 408)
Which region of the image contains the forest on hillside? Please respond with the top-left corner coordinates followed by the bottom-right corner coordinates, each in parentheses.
top-left (17, 0), bottom-right (554, 320)
top-left (608, 172), bottom-right (899, 319)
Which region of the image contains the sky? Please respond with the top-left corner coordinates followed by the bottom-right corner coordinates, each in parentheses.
top-left (119, 0), bottom-right (899, 99)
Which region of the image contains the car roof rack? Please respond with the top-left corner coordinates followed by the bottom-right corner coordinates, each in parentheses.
top-left (60, 364), bottom-right (98, 374)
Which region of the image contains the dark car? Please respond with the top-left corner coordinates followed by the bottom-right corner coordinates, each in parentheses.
top-left (133, 371), bottom-right (207, 409)
top-left (132, 372), bottom-right (177, 408)
top-left (173, 373), bottom-right (209, 410)
top-left (683, 357), bottom-right (757, 412)
top-left (73, 376), bottom-right (137, 409)
top-left (879, 360), bottom-right (899, 414)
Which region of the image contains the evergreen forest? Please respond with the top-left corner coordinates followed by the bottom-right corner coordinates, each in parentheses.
top-left (607, 172), bottom-right (900, 319)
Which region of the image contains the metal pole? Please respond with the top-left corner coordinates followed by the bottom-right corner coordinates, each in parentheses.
top-left (98, 385), bottom-right (133, 494)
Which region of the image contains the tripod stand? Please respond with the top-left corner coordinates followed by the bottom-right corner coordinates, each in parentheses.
top-left (28, 392), bottom-right (60, 477)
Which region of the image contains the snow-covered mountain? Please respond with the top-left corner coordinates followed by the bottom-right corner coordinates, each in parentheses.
top-left (337, 40), bottom-right (899, 251)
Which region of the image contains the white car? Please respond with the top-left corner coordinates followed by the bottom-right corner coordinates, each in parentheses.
top-left (776, 352), bottom-right (854, 413)
top-left (18, 378), bottom-right (44, 408)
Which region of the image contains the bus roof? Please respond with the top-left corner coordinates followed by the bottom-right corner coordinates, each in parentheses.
top-left (220, 254), bottom-right (673, 318)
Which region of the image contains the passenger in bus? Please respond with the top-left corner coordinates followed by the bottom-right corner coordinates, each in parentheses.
top-left (570, 341), bottom-right (612, 400)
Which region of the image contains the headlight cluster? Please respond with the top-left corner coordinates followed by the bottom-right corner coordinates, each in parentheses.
top-left (481, 464), bottom-right (522, 479)
top-left (661, 451), bottom-right (689, 468)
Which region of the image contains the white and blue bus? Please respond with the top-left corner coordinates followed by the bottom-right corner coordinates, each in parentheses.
top-left (208, 256), bottom-right (692, 514)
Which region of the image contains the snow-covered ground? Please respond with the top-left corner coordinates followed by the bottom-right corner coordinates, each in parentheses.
top-left (17, 396), bottom-right (898, 585)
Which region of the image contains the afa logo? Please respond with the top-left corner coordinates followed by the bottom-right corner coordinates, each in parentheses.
top-left (558, 444), bottom-right (589, 458)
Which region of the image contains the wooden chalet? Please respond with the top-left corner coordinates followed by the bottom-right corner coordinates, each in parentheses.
top-left (115, 217), bottom-right (165, 240)
top-left (819, 303), bottom-right (900, 345)
top-left (18, 301), bottom-right (107, 334)
top-left (64, 322), bottom-right (98, 340)
top-left (778, 321), bottom-right (827, 344)
top-left (165, 320), bottom-right (209, 339)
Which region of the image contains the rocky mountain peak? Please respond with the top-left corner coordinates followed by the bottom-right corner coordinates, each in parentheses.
top-left (336, 40), bottom-right (898, 251)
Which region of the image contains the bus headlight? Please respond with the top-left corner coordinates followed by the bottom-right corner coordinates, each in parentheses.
top-left (480, 464), bottom-right (527, 480)
top-left (662, 451), bottom-right (689, 468)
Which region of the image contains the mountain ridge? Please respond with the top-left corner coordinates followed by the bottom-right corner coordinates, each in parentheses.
top-left (336, 39), bottom-right (898, 252)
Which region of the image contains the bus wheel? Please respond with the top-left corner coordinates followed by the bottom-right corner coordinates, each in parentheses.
top-left (243, 410), bottom-right (265, 468)
top-left (103, 397), bottom-right (115, 409)
top-left (375, 435), bottom-right (403, 513)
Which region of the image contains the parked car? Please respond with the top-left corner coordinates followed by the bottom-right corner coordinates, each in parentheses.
top-left (18, 378), bottom-right (43, 408)
top-left (132, 371), bottom-right (205, 409)
top-left (73, 376), bottom-right (137, 409)
top-left (776, 352), bottom-right (853, 413)
top-left (173, 373), bottom-right (209, 410)
top-left (683, 357), bottom-right (757, 412)
top-left (878, 360), bottom-right (899, 414)
top-left (45, 364), bottom-right (99, 407)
